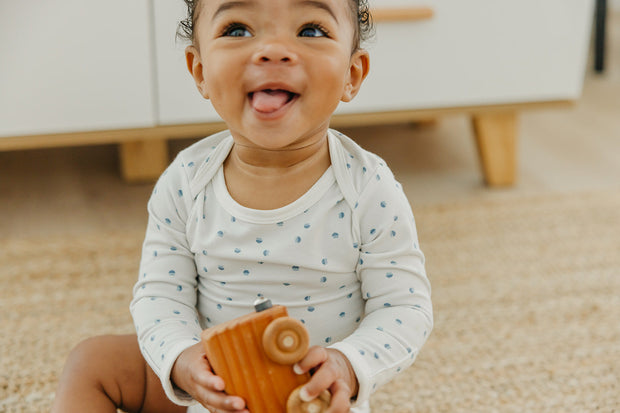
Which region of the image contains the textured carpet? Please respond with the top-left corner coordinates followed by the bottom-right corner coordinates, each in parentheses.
top-left (1, 190), bottom-right (619, 412)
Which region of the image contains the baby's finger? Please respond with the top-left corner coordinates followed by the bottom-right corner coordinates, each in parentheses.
top-left (294, 345), bottom-right (328, 375)
top-left (188, 365), bottom-right (225, 393)
top-left (299, 359), bottom-right (337, 401)
top-left (326, 379), bottom-right (352, 413)
top-left (194, 388), bottom-right (247, 413)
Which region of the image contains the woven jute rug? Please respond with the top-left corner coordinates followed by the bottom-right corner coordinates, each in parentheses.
top-left (1, 190), bottom-right (619, 412)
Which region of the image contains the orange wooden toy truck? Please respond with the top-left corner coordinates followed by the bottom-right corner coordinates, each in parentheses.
top-left (201, 298), bottom-right (331, 413)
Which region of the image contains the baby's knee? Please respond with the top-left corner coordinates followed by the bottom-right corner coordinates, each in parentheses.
top-left (61, 335), bottom-right (147, 410)
top-left (64, 335), bottom-right (116, 377)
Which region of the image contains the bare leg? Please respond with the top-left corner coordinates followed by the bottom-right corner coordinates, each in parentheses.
top-left (52, 334), bottom-right (186, 413)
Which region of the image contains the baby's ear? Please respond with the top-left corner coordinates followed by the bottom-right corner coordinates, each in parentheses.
top-left (185, 45), bottom-right (210, 99)
top-left (341, 49), bottom-right (370, 102)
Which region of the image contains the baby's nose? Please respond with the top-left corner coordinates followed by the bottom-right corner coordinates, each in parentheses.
top-left (253, 40), bottom-right (298, 64)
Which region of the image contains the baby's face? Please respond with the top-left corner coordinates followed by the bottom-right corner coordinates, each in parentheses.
top-left (186, 0), bottom-right (368, 151)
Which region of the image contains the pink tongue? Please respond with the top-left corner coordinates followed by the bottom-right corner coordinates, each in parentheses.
top-left (251, 90), bottom-right (290, 113)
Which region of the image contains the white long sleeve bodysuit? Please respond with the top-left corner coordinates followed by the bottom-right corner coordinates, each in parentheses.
top-left (130, 129), bottom-right (433, 412)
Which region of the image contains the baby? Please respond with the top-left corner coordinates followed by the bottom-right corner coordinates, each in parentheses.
top-left (52, 1), bottom-right (432, 412)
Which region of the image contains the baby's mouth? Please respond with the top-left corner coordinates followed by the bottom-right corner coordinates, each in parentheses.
top-left (249, 89), bottom-right (299, 114)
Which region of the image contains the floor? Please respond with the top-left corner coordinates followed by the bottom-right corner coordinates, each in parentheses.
top-left (1, 12), bottom-right (619, 239)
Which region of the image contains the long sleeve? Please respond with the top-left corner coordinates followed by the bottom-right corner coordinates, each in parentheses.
top-left (329, 163), bottom-right (433, 405)
top-left (130, 155), bottom-right (202, 406)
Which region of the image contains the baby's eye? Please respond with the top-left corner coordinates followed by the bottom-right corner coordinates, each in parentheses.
top-left (222, 23), bottom-right (252, 37)
top-left (298, 24), bottom-right (328, 38)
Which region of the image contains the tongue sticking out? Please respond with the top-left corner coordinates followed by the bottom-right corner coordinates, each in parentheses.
top-left (251, 90), bottom-right (293, 113)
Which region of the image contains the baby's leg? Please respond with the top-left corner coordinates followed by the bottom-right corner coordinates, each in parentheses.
top-left (52, 334), bottom-right (186, 413)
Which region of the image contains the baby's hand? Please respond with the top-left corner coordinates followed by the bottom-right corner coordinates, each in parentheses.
top-left (293, 347), bottom-right (359, 413)
top-left (171, 342), bottom-right (248, 413)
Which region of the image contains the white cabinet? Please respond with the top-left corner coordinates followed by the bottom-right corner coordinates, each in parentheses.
top-left (0, 0), bottom-right (155, 137)
top-left (0, 0), bottom-right (595, 185)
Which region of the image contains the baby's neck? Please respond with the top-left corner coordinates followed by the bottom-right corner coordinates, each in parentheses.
top-left (230, 136), bottom-right (328, 171)
top-left (223, 136), bottom-right (331, 210)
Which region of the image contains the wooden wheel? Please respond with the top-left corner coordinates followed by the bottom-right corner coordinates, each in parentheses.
top-left (262, 317), bottom-right (309, 365)
top-left (287, 386), bottom-right (331, 413)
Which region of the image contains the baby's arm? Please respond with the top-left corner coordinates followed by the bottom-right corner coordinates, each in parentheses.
top-left (328, 164), bottom-right (433, 405)
top-left (129, 155), bottom-right (202, 404)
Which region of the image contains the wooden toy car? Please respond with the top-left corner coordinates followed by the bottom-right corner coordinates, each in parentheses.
top-left (201, 298), bottom-right (331, 413)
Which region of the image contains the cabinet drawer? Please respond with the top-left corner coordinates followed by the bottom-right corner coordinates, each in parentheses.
top-left (0, 0), bottom-right (155, 138)
top-left (342, 0), bottom-right (594, 114)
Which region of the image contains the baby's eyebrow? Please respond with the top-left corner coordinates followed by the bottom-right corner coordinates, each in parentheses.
top-left (212, 0), bottom-right (255, 21)
top-left (297, 0), bottom-right (339, 22)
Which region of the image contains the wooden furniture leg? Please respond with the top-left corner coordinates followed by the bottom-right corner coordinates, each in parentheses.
top-left (118, 139), bottom-right (169, 183)
top-left (471, 111), bottom-right (518, 186)
top-left (595, 0), bottom-right (607, 73)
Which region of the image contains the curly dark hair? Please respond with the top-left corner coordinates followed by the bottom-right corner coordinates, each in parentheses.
top-left (177, 0), bottom-right (374, 51)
